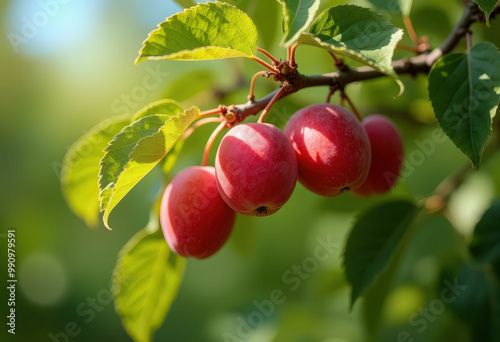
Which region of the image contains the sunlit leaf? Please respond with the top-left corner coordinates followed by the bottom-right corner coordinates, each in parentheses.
top-left (344, 200), bottom-right (417, 305)
top-left (99, 107), bottom-right (200, 229)
top-left (298, 5), bottom-right (404, 94)
top-left (136, 2), bottom-right (258, 64)
top-left (131, 99), bottom-right (184, 122)
top-left (113, 215), bottom-right (186, 342)
top-left (276, 0), bottom-right (321, 47)
top-left (61, 116), bottom-right (130, 228)
top-left (428, 42), bottom-right (500, 168)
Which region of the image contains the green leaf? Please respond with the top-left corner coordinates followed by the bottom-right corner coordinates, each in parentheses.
top-left (112, 215), bottom-right (186, 342)
top-left (276, 0), bottom-right (321, 47)
top-left (470, 200), bottom-right (500, 265)
top-left (428, 42), bottom-right (500, 168)
top-left (136, 2), bottom-right (258, 64)
top-left (443, 262), bottom-right (500, 342)
top-left (366, 0), bottom-right (413, 16)
top-left (131, 99), bottom-right (184, 122)
top-left (131, 100), bottom-right (186, 183)
top-left (343, 200), bottom-right (417, 306)
top-left (61, 116), bottom-right (130, 228)
top-left (474, 0), bottom-right (499, 26)
top-left (99, 107), bottom-right (200, 229)
top-left (298, 5), bottom-right (404, 94)
top-left (173, 0), bottom-right (196, 9)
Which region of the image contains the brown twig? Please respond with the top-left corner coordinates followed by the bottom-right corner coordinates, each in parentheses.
top-left (226, 1), bottom-right (484, 123)
top-left (198, 1), bottom-right (490, 127)
top-left (424, 164), bottom-right (471, 214)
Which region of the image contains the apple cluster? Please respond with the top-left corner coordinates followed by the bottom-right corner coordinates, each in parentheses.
top-left (160, 104), bottom-right (404, 259)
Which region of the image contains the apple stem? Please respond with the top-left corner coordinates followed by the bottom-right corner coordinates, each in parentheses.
top-left (257, 47), bottom-right (279, 65)
top-left (403, 16), bottom-right (420, 47)
top-left (251, 56), bottom-right (280, 74)
top-left (328, 51), bottom-right (341, 64)
top-left (341, 91), bottom-right (362, 121)
top-left (465, 30), bottom-right (472, 51)
top-left (325, 85), bottom-right (339, 103)
top-left (328, 51), bottom-right (347, 71)
top-left (289, 43), bottom-right (299, 68)
top-left (248, 71), bottom-right (270, 101)
top-left (287, 46), bottom-right (292, 61)
top-left (202, 121), bottom-right (227, 166)
top-left (257, 87), bottom-right (286, 124)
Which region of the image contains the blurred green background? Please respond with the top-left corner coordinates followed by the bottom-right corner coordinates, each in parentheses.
top-left (1, 0), bottom-right (499, 341)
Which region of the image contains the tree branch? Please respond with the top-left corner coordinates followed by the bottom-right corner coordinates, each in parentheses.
top-left (231, 0), bottom-right (488, 122)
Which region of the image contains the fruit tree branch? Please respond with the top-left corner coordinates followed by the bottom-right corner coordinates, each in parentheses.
top-left (229, 0), bottom-right (492, 122)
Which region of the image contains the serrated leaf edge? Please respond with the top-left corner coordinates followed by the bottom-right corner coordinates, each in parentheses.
top-left (299, 4), bottom-right (405, 95)
top-left (131, 98), bottom-right (183, 122)
top-left (135, 2), bottom-right (257, 64)
top-left (98, 107), bottom-right (199, 229)
top-left (298, 30), bottom-right (404, 95)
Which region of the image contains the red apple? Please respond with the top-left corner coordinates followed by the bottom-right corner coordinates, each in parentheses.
top-left (160, 166), bottom-right (235, 259)
top-left (354, 114), bottom-right (404, 196)
top-left (215, 123), bottom-right (297, 216)
top-left (284, 103), bottom-right (371, 197)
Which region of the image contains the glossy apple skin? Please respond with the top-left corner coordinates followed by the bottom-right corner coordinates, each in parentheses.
top-left (284, 103), bottom-right (371, 197)
top-left (354, 115), bottom-right (404, 196)
top-left (215, 123), bottom-right (298, 216)
top-left (160, 166), bottom-right (235, 259)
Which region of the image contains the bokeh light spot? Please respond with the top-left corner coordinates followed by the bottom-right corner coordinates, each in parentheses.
top-left (19, 252), bottom-right (67, 306)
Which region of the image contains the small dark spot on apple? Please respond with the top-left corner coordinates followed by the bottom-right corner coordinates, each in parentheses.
top-left (256, 207), bottom-right (268, 216)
